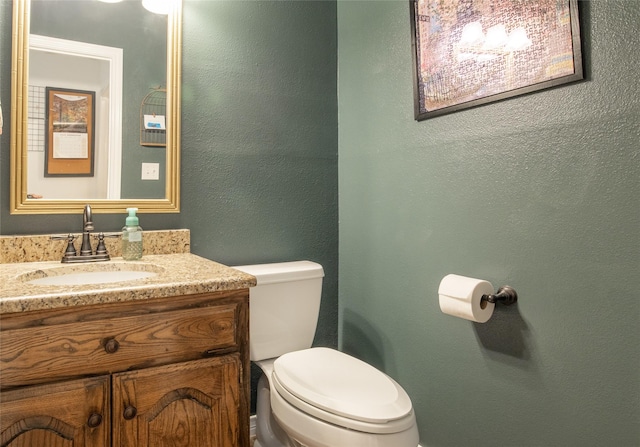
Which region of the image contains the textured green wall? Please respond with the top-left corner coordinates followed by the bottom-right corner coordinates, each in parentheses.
top-left (179, 0), bottom-right (338, 343)
top-left (337, 1), bottom-right (639, 446)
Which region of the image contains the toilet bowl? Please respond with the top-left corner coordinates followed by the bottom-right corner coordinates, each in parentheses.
top-left (233, 261), bottom-right (419, 447)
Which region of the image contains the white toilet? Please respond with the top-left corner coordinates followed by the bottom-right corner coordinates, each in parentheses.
top-left (233, 260), bottom-right (419, 447)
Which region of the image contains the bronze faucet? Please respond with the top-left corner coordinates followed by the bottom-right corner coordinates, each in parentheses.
top-left (51, 204), bottom-right (117, 263)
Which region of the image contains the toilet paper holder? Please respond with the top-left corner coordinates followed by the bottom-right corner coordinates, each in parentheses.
top-left (481, 286), bottom-right (518, 306)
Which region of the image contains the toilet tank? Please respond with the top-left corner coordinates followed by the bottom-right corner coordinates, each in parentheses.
top-left (233, 261), bottom-right (324, 362)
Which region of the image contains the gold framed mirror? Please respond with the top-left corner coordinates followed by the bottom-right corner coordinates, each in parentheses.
top-left (9, 0), bottom-right (181, 215)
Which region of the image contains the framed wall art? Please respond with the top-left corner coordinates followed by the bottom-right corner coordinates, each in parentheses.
top-left (410, 0), bottom-right (583, 120)
top-left (45, 87), bottom-right (95, 176)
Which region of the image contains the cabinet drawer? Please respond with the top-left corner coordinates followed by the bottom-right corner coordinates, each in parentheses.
top-left (0, 303), bottom-right (239, 388)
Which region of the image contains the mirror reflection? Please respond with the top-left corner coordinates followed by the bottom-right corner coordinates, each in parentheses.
top-left (10, 0), bottom-right (181, 214)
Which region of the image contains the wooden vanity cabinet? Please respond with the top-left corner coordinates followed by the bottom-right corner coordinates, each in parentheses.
top-left (0, 290), bottom-right (250, 447)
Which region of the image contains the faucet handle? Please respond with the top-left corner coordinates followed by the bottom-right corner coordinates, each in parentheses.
top-left (93, 232), bottom-right (120, 255)
top-left (99, 232), bottom-right (122, 238)
top-left (51, 234), bottom-right (78, 257)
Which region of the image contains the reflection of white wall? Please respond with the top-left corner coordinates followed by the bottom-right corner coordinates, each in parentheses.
top-left (29, 52), bottom-right (108, 198)
top-left (27, 35), bottom-right (123, 199)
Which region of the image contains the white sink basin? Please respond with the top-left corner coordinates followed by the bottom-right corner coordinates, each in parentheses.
top-left (27, 270), bottom-right (157, 286)
top-left (19, 262), bottom-right (164, 286)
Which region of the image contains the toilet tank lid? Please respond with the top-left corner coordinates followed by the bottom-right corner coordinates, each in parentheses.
top-left (273, 347), bottom-right (413, 424)
top-left (233, 261), bottom-right (324, 285)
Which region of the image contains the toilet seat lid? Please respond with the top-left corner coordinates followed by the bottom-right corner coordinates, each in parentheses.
top-left (273, 347), bottom-right (413, 424)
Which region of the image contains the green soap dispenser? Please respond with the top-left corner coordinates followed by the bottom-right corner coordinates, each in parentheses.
top-left (122, 208), bottom-right (143, 260)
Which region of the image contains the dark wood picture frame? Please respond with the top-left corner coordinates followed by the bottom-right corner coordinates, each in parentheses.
top-left (410, 0), bottom-right (583, 121)
top-left (45, 87), bottom-right (95, 176)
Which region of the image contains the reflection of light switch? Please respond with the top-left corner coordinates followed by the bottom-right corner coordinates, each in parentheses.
top-left (141, 162), bottom-right (160, 180)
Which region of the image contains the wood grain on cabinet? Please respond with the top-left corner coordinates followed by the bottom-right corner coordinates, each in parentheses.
top-left (113, 356), bottom-right (241, 447)
top-left (0, 289), bottom-right (250, 447)
top-left (0, 376), bottom-right (110, 447)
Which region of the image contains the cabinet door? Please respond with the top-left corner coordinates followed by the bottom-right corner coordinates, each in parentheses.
top-left (0, 376), bottom-right (110, 447)
top-left (113, 355), bottom-right (242, 447)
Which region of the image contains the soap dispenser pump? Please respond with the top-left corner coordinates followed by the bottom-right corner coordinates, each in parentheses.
top-left (122, 208), bottom-right (143, 260)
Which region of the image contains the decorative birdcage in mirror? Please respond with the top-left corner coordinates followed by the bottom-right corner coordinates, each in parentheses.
top-left (140, 88), bottom-right (167, 147)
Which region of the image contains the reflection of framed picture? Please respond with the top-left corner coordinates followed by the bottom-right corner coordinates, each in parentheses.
top-left (45, 87), bottom-right (95, 176)
top-left (410, 0), bottom-right (583, 120)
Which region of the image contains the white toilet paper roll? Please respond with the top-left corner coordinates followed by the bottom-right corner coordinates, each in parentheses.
top-left (438, 274), bottom-right (495, 323)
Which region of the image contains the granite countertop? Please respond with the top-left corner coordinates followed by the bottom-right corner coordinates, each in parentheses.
top-left (0, 253), bottom-right (257, 314)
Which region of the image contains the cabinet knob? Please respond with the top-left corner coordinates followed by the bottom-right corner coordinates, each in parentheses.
top-left (87, 413), bottom-right (103, 428)
top-left (123, 405), bottom-right (137, 420)
top-left (104, 338), bottom-right (120, 354)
